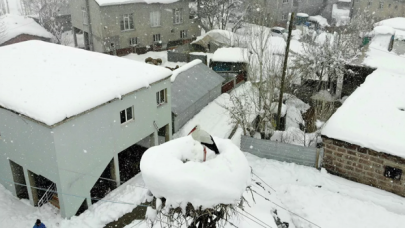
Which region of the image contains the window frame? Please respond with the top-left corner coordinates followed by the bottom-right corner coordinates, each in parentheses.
top-left (82, 9), bottom-right (88, 25)
top-left (120, 106), bottom-right (134, 124)
top-left (130, 37), bottom-right (138, 46)
top-left (174, 8), bottom-right (183, 24)
top-left (153, 34), bottom-right (161, 42)
top-left (156, 89), bottom-right (167, 106)
top-left (150, 11), bottom-right (161, 27)
top-left (121, 14), bottom-right (134, 31)
top-left (180, 30), bottom-right (187, 39)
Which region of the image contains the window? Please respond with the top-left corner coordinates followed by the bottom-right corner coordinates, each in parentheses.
top-left (153, 34), bottom-right (161, 42)
top-left (282, 13), bottom-right (288, 20)
top-left (129, 37), bottom-right (138, 46)
top-left (150, 11), bottom-right (161, 27)
top-left (120, 106), bottom-right (133, 124)
top-left (120, 14), bottom-right (134, 31)
top-left (173, 8), bottom-right (183, 24)
top-left (82, 8), bottom-right (88, 25)
top-left (378, 2), bottom-right (383, 9)
top-left (180, 30), bottom-right (187, 38)
top-left (283, 0), bottom-right (288, 3)
top-left (156, 89), bottom-right (166, 106)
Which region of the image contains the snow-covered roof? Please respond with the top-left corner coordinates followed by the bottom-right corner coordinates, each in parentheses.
top-left (332, 4), bottom-right (350, 26)
top-left (322, 68), bottom-right (405, 158)
top-left (171, 61), bottom-right (224, 115)
top-left (0, 41), bottom-right (172, 126)
top-left (212, 47), bottom-right (248, 63)
top-left (95, 0), bottom-right (179, 7)
top-left (308, 15), bottom-right (330, 27)
top-left (374, 17), bottom-right (405, 31)
top-left (296, 13), bottom-right (309, 17)
top-left (0, 14), bottom-right (53, 45)
top-left (191, 29), bottom-right (242, 49)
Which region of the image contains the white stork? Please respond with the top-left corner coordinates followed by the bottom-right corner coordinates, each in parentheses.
top-left (188, 125), bottom-right (220, 162)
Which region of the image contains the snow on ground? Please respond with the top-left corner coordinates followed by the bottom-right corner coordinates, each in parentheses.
top-left (123, 51), bottom-right (187, 68)
top-left (2, 150), bottom-right (405, 228)
top-left (62, 30), bottom-right (85, 48)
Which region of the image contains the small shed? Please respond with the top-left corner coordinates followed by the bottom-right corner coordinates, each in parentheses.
top-left (171, 60), bottom-right (225, 133)
top-left (0, 14), bottom-right (53, 46)
top-left (211, 47), bottom-right (248, 93)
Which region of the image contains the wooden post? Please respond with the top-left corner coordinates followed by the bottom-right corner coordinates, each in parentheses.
top-left (276, 12), bottom-right (295, 130)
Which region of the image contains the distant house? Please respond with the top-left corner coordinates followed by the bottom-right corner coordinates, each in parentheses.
top-left (352, 0), bottom-right (405, 21)
top-left (0, 14), bottom-right (53, 46)
top-left (69, 0), bottom-right (200, 54)
top-left (171, 60), bottom-right (225, 133)
top-left (211, 47), bottom-right (248, 93)
top-left (0, 41), bottom-right (172, 218)
top-left (321, 22), bottom-right (405, 197)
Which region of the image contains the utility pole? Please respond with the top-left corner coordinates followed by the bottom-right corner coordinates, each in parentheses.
top-left (276, 12), bottom-right (294, 131)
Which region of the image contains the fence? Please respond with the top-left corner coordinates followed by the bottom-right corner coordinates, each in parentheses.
top-left (167, 51), bottom-right (208, 65)
top-left (240, 135), bottom-right (323, 168)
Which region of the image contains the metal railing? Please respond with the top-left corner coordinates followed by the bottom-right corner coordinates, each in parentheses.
top-left (37, 183), bottom-right (56, 207)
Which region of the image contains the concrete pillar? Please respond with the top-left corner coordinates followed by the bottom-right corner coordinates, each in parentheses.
top-left (113, 155), bottom-right (120, 187)
top-left (86, 193), bottom-right (92, 208)
top-left (72, 27), bottom-right (78, 47)
top-left (153, 130), bottom-right (158, 146)
top-left (23, 168), bottom-right (35, 206)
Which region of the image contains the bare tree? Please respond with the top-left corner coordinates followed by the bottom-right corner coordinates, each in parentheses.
top-left (195, 0), bottom-right (249, 32)
top-left (20, 0), bottom-right (68, 44)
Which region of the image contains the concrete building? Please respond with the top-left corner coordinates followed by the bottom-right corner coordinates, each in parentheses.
top-left (352, 0), bottom-right (405, 21)
top-left (0, 41), bottom-right (173, 218)
top-left (70, 0), bottom-right (200, 54)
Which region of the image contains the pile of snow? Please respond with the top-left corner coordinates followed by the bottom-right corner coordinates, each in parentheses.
top-left (322, 68), bottom-right (405, 158)
top-left (192, 29), bottom-right (242, 48)
top-left (373, 25), bottom-right (395, 35)
top-left (140, 136), bottom-right (251, 209)
top-left (123, 50), bottom-right (187, 68)
top-left (95, 0), bottom-right (179, 7)
top-left (0, 41), bottom-right (172, 126)
top-left (296, 13), bottom-right (309, 17)
top-left (0, 14), bottom-right (53, 44)
top-left (308, 15), bottom-right (330, 28)
top-left (374, 17), bottom-right (405, 31)
top-left (170, 59), bottom-right (202, 82)
top-left (212, 47), bottom-right (248, 63)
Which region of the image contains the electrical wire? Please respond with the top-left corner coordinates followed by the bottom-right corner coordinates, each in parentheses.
top-left (252, 171), bottom-right (276, 192)
top-left (234, 210), bottom-right (273, 228)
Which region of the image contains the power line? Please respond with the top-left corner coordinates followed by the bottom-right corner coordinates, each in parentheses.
top-left (235, 210), bottom-right (273, 228)
top-left (252, 171), bottom-right (276, 192)
top-left (251, 189), bottom-right (322, 228)
top-left (238, 208), bottom-right (274, 228)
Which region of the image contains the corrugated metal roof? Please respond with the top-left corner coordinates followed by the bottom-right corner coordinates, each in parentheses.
top-left (171, 63), bottom-right (225, 115)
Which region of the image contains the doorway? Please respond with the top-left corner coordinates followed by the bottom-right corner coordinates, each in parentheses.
top-left (9, 160), bottom-right (29, 200)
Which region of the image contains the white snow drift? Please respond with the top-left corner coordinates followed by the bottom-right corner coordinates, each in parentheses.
top-left (140, 136), bottom-right (251, 209)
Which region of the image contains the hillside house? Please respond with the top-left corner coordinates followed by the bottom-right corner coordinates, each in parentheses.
top-left (170, 60), bottom-right (225, 133)
top-left (321, 22), bottom-right (405, 197)
top-left (70, 0), bottom-right (200, 54)
top-left (0, 14), bottom-right (53, 46)
top-left (352, 0), bottom-right (405, 21)
top-left (0, 41), bottom-right (172, 218)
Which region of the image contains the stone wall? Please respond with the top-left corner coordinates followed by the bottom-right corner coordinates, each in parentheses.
top-left (322, 136), bottom-right (405, 197)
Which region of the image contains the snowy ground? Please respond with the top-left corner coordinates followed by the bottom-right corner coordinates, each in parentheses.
top-left (62, 30), bottom-right (85, 48)
top-left (1, 150), bottom-right (405, 228)
top-left (123, 51), bottom-right (187, 68)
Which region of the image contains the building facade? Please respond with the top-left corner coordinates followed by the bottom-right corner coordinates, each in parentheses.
top-left (0, 41), bottom-right (173, 218)
top-left (352, 0), bottom-right (405, 20)
top-left (70, 0), bottom-right (200, 54)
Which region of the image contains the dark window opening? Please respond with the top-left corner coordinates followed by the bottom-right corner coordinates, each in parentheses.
top-left (384, 166), bottom-right (402, 180)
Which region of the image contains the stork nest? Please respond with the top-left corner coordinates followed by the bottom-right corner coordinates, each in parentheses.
top-left (148, 197), bottom-right (243, 228)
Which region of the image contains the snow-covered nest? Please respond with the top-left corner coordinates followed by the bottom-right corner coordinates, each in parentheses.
top-left (322, 68), bottom-right (405, 158)
top-left (212, 47), bottom-right (248, 63)
top-left (170, 59), bottom-right (202, 82)
top-left (308, 15), bottom-right (330, 28)
top-left (0, 14), bottom-right (53, 44)
top-left (0, 41), bottom-right (172, 126)
top-left (374, 17), bottom-right (405, 31)
top-left (95, 0), bottom-right (179, 6)
top-left (140, 136), bottom-right (251, 209)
